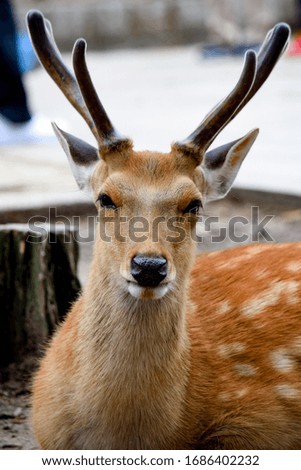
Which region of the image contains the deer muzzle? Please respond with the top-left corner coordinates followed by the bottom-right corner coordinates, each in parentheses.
top-left (131, 255), bottom-right (168, 288)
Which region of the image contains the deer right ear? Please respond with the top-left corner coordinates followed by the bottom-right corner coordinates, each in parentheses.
top-left (201, 128), bottom-right (259, 203)
top-left (52, 123), bottom-right (99, 194)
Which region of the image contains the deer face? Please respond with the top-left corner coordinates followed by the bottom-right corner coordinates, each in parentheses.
top-left (26, 11), bottom-right (290, 299)
top-left (88, 149), bottom-right (203, 299)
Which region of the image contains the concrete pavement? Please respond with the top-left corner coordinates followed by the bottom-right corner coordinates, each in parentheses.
top-left (0, 45), bottom-right (300, 214)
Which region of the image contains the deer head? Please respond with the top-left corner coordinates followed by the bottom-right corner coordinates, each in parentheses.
top-left (27, 11), bottom-right (290, 301)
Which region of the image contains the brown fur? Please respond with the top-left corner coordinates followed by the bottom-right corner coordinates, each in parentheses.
top-left (32, 149), bottom-right (301, 450)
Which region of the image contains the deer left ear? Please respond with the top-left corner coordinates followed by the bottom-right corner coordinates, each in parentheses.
top-left (52, 123), bottom-right (99, 194)
top-left (201, 128), bottom-right (259, 203)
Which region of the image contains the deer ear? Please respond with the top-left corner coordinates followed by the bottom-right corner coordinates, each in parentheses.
top-left (201, 128), bottom-right (259, 203)
top-left (52, 123), bottom-right (99, 194)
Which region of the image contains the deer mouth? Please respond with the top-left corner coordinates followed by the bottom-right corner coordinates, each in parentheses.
top-left (127, 280), bottom-right (170, 300)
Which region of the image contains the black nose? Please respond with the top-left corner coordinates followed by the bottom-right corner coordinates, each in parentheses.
top-left (131, 255), bottom-right (168, 288)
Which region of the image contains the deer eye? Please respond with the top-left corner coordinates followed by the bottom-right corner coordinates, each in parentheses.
top-left (97, 194), bottom-right (117, 210)
top-left (183, 199), bottom-right (202, 215)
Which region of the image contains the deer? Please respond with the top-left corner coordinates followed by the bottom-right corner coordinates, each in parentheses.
top-left (27, 10), bottom-right (301, 450)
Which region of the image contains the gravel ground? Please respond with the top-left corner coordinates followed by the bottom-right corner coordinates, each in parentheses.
top-left (0, 191), bottom-right (300, 450)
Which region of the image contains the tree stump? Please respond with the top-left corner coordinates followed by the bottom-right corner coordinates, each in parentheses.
top-left (0, 224), bottom-right (81, 368)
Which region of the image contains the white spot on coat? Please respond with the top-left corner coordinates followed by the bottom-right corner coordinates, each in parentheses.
top-left (246, 244), bottom-right (271, 256)
top-left (233, 363), bottom-right (257, 377)
top-left (286, 261), bottom-right (301, 273)
top-left (218, 391), bottom-right (231, 401)
top-left (217, 301), bottom-right (231, 315)
top-left (241, 280), bottom-right (300, 318)
top-left (217, 342), bottom-right (246, 358)
top-left (274, 384), bottom-right (299, 399)
top-left (270, 349), bottom-right (294, 373)
top-left (236, 387), bottom-right (248, 399)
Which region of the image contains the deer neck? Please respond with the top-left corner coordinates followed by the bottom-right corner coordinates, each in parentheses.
top-left (77, 249), bottom-right (191, 449)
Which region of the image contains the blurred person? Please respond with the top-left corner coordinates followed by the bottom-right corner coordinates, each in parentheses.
top-left (296, 0), bottom-right (301, 34)
top-left (288, 0), bottom-right (301, 55)
top-left (0, 0), bottom-right (54, 145)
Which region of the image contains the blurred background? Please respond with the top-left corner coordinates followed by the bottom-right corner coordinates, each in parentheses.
top-left (13, 0), bottom-right (297, 50)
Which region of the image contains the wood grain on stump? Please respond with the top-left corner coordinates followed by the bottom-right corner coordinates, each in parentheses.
top-left (0, 224), bottom-right (81, 368)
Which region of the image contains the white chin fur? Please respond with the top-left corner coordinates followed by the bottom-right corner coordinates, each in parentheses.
top-left (128, 282), bottom-right (169, 300)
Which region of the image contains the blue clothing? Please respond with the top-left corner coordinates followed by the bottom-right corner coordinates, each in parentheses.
top-left (0, 0), bottom-right (31, 123)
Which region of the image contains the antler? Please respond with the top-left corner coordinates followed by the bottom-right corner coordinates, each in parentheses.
top-left (26, 10), bottom-right (130, 150)
top-left (173, 23), bottom-right (290, 161)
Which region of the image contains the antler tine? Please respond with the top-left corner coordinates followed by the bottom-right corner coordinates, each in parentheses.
top-left (26, 10), bottom-right (98, 140)
top-left (175, 23), bottom-right (290, 158)
top-left (72, 39), bottom-right (127, 148)
top-left (175, 50), bottom-right (257, 154)
top-left (232, 22), bottom-right (290, 118)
